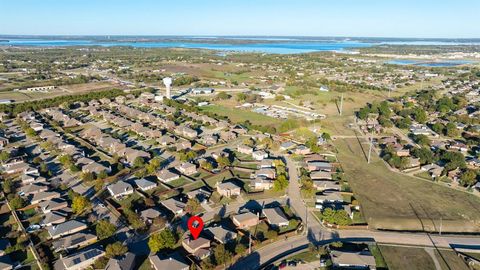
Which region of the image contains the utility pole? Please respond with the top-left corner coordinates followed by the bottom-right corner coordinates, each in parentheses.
top-left (339, 94), bottom-right (344, 116)
top-left (439, 217), bottom-right (443, 235)
top-left (367, 129), bottom-right (373, 164)
top-left (248, 231), bottom-right (252, 254)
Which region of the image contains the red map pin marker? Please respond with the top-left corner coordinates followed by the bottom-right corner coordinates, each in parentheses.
top-left (187, 216), bottom-right (204, 240)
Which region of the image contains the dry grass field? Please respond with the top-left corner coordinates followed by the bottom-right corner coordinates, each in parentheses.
top-left (334, 137), bottom-right (480, 232)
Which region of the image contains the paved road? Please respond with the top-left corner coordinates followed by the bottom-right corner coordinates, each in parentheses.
top-left (285, 156), bottom-right (329, 242)
top-left (229, 156), bottom-right (480, 270)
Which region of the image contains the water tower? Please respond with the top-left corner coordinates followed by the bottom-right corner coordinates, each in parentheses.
top-left (163, 77), bottom-right (173, 99)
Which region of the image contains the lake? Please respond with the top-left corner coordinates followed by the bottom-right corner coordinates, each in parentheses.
top-left (0, 38), bottom-right (478, 54)
top-left (386, 59), bottom-right (474, 67)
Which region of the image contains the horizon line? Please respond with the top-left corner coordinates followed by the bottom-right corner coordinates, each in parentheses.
top-left (1, 34), bottom-right (480, 40)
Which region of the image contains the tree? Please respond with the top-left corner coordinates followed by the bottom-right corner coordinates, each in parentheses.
top-left (412, 147), bottom-right (434, 165)
top-left (105, 242), bottom-right (128, 258)
top-left (413, 134), bottom-right (430, 146)
top-left (81, 171), bottom-right (95, 182)
top-left (460, 169), bottom-right (478, 187)
top-left (185, 198), bottom-right (201, 214)
top-left (2, 179), bottom-right (13, 194)
top-left (133, 157), bottom-right (145, 168)
top-left (148, 229), bottom-right (176, 253)
top-left (442, 151), bottom-right (466, 171)
top-left (445, 123), bottom-right (459, 137)
top-left (72, 195), bottom-right (91, 215)
top-left (96, 220), bottom-right (116, 240)
top-left (413, 108), bottom-right (427, 124)
top-left (9, 196), bottom-right (25, 210)
top-left (200, 160), bottom-right (213, 171)
top-left (216, 156), bottom-right (231, 168)
top-left (216, 92), bottom-right (231, 100)
top-left (213, 244), bottom-right (233, 266)
top-left (273, 174), bottom-right (289, 191)
top-left (0, 151), bottom-right (10, 162)
top-left (97, 170), bottom-right (108, 179)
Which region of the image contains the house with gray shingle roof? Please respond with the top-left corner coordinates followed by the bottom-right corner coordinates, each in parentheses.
top-left (47, 220), bottom-right (87, 239)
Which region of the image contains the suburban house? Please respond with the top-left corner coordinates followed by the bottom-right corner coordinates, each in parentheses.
top-left (186, 188), bottom-right (212, 203)
top-left (181, 234), bottom-right (211, 259)
top-left (107, 181), bottom-right (134, 199)
top-left (157, 169), bottom-right (180, 183)
top-left (41, 211), bottom-right (68, 227)
top-left (307, 161), bottom-right (333, 172)
top-left (237, 144), bottom-right (254, 155)
top-left (47, 220), bottom-right (87, 239)
top-left (206, 226), bottom-right (237, 244)
top-left (161, 198), bottom-right (186, 216)
top-left (263, 207), bottom-right (289, 228)
top-left (232, 212), bottom-right (260, 229)
top-left (140, 208), bottom-right (163, 224)
top-left (216, 181), bottom-right (241, 197)
top-left (149, 253), bottom-right (189, 270)
top-left (251, 177), bottom-right (274, 191)
top-left (330, 250), bottom-right (376, 270)
top-left (255, 168), bottom-right (276, 179)
top-left (133, 178), bottom-right (157, 191)
top-left (252, 150), bottom-right (268, 161)
top-left (177, 162), bottom-right (197, 175)
top-left (105, 252), bottom-right (136, 270)
top-left (38, 198), bottom-right (68, 214)
top-left (31, 191), bottom-right (61, 205)
top-left (55, 248), bottom-right (105, 270)
top-left (52, 232), bottom-right (97, 252)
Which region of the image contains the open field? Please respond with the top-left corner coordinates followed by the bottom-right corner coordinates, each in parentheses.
top-left (334, 137), bottom-right (480, 232)
top-left (200, 103), bottom-right (283, 127)
top-left (435, 250), bottom-right (470, 270)
top-left (379, 246), bottom-right (436, 270)
top-left (0, 81), bottom-right (123, 102)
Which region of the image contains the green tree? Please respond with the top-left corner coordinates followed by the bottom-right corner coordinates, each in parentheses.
top-left (72, 195), bottom-right (91, 215)
top-left (412, 147), bottom-right (434, 165)
top-left (460, 169), bottom-right (478, 187)
top-left (273, 174), bottom-right (289, 191)
top-left (148, 229), bottom-right (176, 253)
top-left (2, 179), bottom-right (13, 194)
top-left (445, 123), bottom-right (459, 137)
top-left (0, 151), bottom-right (10, 162)
top-left (96, 220), bottom-right (116, 240)
top-left (9, 196), bottom-right (25, 210)
top-left (105, 242), bottom-right (128, 258)
top-left (442, 151), bottom-right (466, 171)
top-left (133, 157), bottom-right (145, 168)
top-left (213, 244), bottom-right (233, 267)
top-left (413, 134), bottom-right (430, 146)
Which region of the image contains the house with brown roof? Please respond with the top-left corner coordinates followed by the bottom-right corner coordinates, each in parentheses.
top-left (216, 181), bottom-right (241, 197)
top-left (156, 169), bottom-right (180, 183)
top-left (181, 234), bottom-right (211, 259)
top-left (231, 212), bottom-right (260, 229)
top-left (177, 162), bottom-right (197, 175)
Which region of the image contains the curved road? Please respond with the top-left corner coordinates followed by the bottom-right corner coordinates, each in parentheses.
top-left (229, 156), bottom-right (480, 270)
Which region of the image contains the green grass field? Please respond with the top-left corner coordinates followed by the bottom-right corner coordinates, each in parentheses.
top-left (335, 137), bottom-right (480, 232)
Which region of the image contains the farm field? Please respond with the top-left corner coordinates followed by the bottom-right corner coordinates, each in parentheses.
top-left (334, 137), bottom-right (480, 232)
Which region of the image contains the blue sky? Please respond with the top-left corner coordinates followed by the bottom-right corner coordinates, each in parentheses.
top-left (1, 0), bottom-right (479, 38)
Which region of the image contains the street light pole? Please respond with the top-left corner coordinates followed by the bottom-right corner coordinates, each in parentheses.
top-left (367, 129), bottom-right (373, 164)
